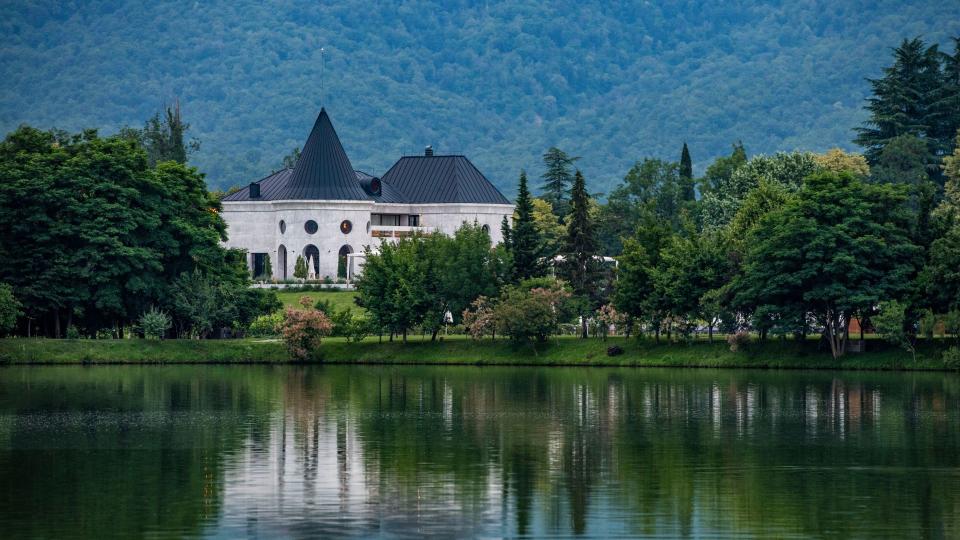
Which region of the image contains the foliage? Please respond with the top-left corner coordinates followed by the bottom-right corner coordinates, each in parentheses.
top-left (679, 142), bottom-right (694, 200)
top-left (594, 304), bottom-right (625, 340)
top-left (261, 254), bottom-right (272, 280)
top-left (732, 172), bottom-right (919, 357)
top-left (356, 223), bottom-right (503, 340)
top-left (8, 4), bottom-right (957, 196)
top-left (247, 312), bottom-right (282, 338)
top-left (139, 306), bottom-right (172, 340)
top-left (539, 147), bottom-right (578, 221)
top-left (508, 171), bottom-right (543, 281)
top-left (560, 170), bottom-right (602, 337)
top-left (612, 214), bottom-right (673, 337)
top-left (167, 269), bottom-right (279, 338)
top-left (462, 296), bottom-right (496, 340)
top-left (727, 331), bottom-right (751, 352)
top-left (814, 148), bottom-right (870, 177)
top-left (293, 255), bottom-right (308, 280)
top-left (873, 300), bottom-right (917, 361)
top-left (0, 283), bottom-right (21, 335)
top-left (598, 158), bottom-right (685, 254)
top-left (700, 142), bottom-right (747, 196)
top-left (120, 103), bottom-right (200, 166)
top-left (700, 152), bottom-right (821, 229)
top-left (530, 198), bottom-right (565, 258)
top-left (279, 306), bottom-right (332, 360)
top-left (0, 125), bottom-right (241, 337)
top-left (492, 281), bottom-right (572, 343)
top-left (944, 346), bottom-right (960, 370)
top-left (855, 37), bottom-right (959, 172)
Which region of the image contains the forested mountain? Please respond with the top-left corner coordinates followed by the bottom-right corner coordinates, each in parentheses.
top-left (1, 0), bottom-right (958, 195)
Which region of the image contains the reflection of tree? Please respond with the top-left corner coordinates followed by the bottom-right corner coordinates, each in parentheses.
top-left (0, 366), bottom-right (279, 539)
top-left (4, 366), bottom-right (960, 538)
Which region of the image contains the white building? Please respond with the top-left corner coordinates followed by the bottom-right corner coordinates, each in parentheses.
top-left (221, 108), bottom-right (514, 280)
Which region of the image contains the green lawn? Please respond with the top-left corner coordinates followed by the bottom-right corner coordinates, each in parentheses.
top-left (274, 289), bottom-right (360, 313)
top-left (1, 335), bottom-right (954, 370)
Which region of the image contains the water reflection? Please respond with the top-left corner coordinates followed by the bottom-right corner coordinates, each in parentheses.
top-left (0, 366), bottom-right (958, 538)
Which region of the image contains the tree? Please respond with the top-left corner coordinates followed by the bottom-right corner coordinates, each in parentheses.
top-left (124, 101), bottom-right (200, 166)
top-left (733, 172), bottom-right (919, 358)
top-left (679, 142), bottom-right (695, 201)
top-left (871, 134), bottom-right (938, 246)
top-left (612, 213), bottom-right (673, 340)
top-left (492, 281), bottom-right (571, 344)
top-left (921, 133), bottom-right (960, 311)
top-left (0, 283), bottom-right (21, 335)
top-left (293, 255), bottom-right (308, 280)
top-left (539, 147), bottom-right (579, 221)
top-left (598, 158), bottom-right (683, 254)
top-left (873, 300), bottom-right (917, 362)
top-left (531, 198), bottom-right (565, 258)
top-left (139, 306), bottom-right (172, 340)
top-left (509, 171), bottom-right (544, 281)
top-left (700, 141), bottom-right (747, 196)
top-left (280, 305), bottom-right (332, 360)
top-left (854, 38), bottom-right (944, 173)
top-left (561, 171), bottom-right (602, 337)
top-left (262, 254), bottom-right (273, 280)
top-left (813, 148), bottom-right (870, 178)
top-left (700, 152), bottom-right (820, 230)
top-left (281, 147), bottom-right (301, 169)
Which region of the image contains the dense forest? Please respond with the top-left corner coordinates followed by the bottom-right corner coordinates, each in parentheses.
top-left (1, 0), bottom-right (959, 195)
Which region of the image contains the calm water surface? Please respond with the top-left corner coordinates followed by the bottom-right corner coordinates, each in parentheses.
top-left (1, 365), bottom-right (959, 538)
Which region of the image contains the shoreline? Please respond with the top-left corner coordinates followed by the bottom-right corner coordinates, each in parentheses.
top-left (1, 337), bottom-right (955, 372)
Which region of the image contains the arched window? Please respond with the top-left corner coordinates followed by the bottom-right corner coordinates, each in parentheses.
top-left (304, 244), bottom-right (320, 277)
top-left (481, 224), bottom-right (490, 234)
top-left (338, 245), bottom-right (353, 279)
top-left (278, 245), bottom-right (287, 280)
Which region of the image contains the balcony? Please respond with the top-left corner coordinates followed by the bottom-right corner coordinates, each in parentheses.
top-left (369, 225), bottom-right (433, 239)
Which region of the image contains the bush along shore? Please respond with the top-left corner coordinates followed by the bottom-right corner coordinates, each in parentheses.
top-left (1, 336), bottom-right (957, 371)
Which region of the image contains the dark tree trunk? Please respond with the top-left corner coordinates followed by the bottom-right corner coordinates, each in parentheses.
top-left (53, 308), bottom-right (60, 339)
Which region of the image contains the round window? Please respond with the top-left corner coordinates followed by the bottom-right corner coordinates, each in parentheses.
top-left (279, 220), bottom-right (286, 234)
top-left (340, 220), bottom-right (353, 234)
top-left (305, 220), bottom-right (318, 234)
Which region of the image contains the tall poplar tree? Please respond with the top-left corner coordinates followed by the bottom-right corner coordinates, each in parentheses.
top-left (561, 170), bottom-right (601, 338)
top-left (679, 142), bottom-right (695, 201)
top-left (539, 147), bottom-right (579, 221)
top-left (510, 171), bottom-right (543, 281)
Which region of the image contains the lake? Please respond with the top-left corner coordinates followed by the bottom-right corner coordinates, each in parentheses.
top-left (0, 365), bottom-right (958, 538)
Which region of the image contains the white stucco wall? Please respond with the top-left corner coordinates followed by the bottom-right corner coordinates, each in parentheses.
top-left (222, 200), bottom-right (513, 280)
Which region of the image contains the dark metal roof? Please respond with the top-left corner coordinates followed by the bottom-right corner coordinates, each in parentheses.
top-left (380, 155), bottom-right (511, 204)
top-left (282, 108), bottom-right (369, 200)
top-left (222, 109), bottom-right (510, 205)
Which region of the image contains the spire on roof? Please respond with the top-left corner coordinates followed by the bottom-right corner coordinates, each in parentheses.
top-left (283, 108), bottom-right (369, 200)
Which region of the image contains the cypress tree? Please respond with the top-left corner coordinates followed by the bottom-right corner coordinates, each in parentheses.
top-left (539, 147), bottom-right (579, 221)
top-left (562, 170), bottom-right (600, 338)
top-left (679, 142), bottom-right (695, 201)
top-left (510, 171), bottom-right (542, 281)
top-left (500, 215), bottom-right (512, 251)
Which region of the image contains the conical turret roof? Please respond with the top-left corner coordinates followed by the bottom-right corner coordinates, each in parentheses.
top-left (283, 108), bottom-right (369, 200)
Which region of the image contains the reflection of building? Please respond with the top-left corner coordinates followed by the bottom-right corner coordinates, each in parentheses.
top-left (222, 109), bottom-right (513, 280)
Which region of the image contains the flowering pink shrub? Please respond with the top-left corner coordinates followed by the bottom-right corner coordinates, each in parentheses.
top-left (462, 296), bottom-right (495, 339)
top-left (280, 306), bottom-right (332, 361)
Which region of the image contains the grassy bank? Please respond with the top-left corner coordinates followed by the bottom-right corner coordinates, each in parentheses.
top-left (1, 336), bottom-right (955, 370)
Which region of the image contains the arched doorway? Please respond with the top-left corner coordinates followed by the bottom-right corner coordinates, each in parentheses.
top-left (304, 244), bottom-right (320, 277)
top-left (338, 245), bottom-right (353, 279)
top-left (278, 245), bottom-right (287, 280)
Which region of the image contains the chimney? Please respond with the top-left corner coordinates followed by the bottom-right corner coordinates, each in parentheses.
top-left (249, 182), bottom-right (261, 198)
top-left (424, 145), bottom-right (433, 157)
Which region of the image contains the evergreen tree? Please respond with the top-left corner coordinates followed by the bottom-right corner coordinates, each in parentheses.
top-left (293, 255), bottom-right (308, 280)
top-left (539, 147), bottom-right (579, 221)
top-left (510, 171), bottom-right (543, 281)
top-left (561, 170), bottom-right (601, 337)
top-left (134, 101), bottom-right (200, 166)
top-left (679, 142), bottom-right (695, 201)
top-left (930, 38), bottom-right (960, 160)
top-left (854, 38), bottom-right (943, 172)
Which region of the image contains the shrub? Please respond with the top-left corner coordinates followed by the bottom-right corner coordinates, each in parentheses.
top-left (247, 312), bottom-right (282, 337)
top-left (594, 304), bottom-right (625, 340)
top-left (607, 345), bottom-right (624, 356)
top-left (944, 347), bottom-right (960, 370)
top-left (727, 331), bottom-right (751, 352)
top-left (279, 307), bottom-right (332, 360)
top-left (65, 325), bottom-right (80, 339)
top-left (493, 283), bottom-right (571, 343)
top-left (462, 296), bottom-right (495, 339)
top-left (139, 306), bottom-right (172, 340)
top-left (0, 283), bottom-right (21, 335)
top-left (873, 300), bottom-right (917, 361)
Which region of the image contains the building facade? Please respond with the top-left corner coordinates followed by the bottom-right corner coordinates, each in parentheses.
top-left (221, 109), bottom-right (514, 280)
